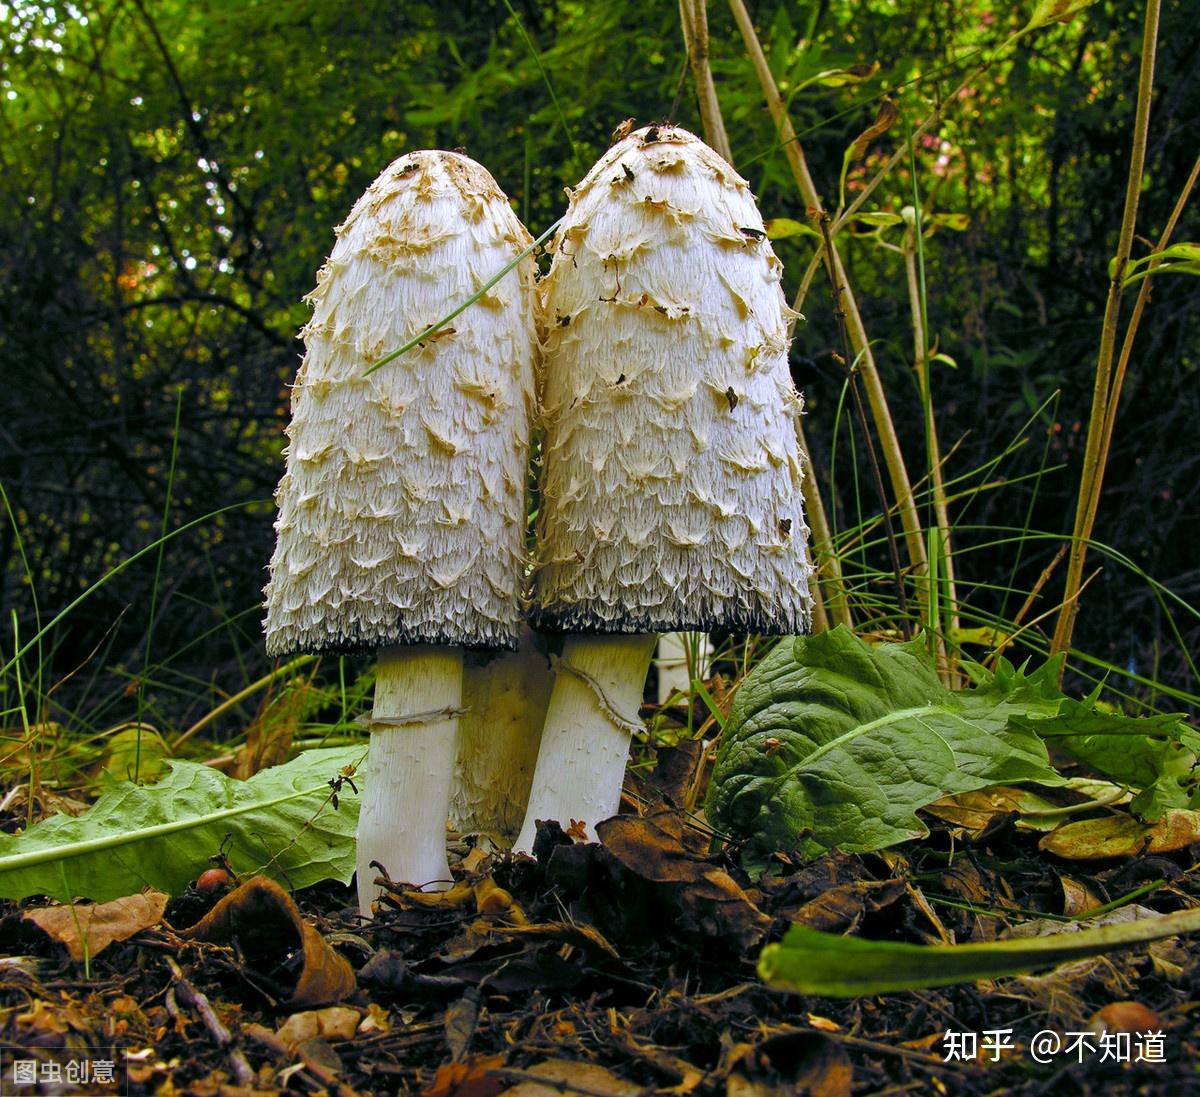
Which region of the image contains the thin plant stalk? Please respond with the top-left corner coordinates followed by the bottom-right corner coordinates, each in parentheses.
top-left (136, 384), bottom-right (184, 781)
top-left (1050, 0), bottom-right (1161, 666)
top-left (726, 0), bottom-right (929, 595)
top-left (678, 0), bottom-right (732, 162)
top-left (901, 198), bottom-right (959, 677)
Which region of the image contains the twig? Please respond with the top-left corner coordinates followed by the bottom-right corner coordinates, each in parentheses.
top-left (166, 957), bottom-right (254, 1086)
top-left (678, 0), bottom-right (732, 161)
top-left (817, 215), bottom-right (909, 627)
top-left (1051, 0), bottom-right (1162, 667)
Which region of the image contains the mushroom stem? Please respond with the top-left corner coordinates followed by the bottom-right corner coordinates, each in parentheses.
top-left (451, 627), bottom-right (553, 844)
top-left (514, 633), bottom-right (657, 853)
top-left (355, 644), bottom-right (463, 915)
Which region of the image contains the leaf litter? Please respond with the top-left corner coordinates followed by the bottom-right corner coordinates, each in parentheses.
top-left (2, 765), bottom-right (1198, 1097)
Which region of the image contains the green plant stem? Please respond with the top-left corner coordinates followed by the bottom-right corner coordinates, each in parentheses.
top-left (1051, 0), bottom-right (1161, 667)
top-left (727, 0), bottom-right (929, 595)
top-left (902, 225), bottom-right (958, 676)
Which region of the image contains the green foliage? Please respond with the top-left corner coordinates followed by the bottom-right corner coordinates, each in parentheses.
top-left (759, 906), bottom-right (1200, 996)
top-left (707, 627), bottom-right (1193, 866)
top-left (0, 747), bottom-right (364, 902)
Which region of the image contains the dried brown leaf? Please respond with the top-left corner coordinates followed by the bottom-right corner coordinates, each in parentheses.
top-left (24, 889), bottom-right (168, 962)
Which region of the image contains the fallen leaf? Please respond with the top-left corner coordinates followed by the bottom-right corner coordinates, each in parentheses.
top-left (445, 990), bottom-right (481, 1063)
top-left (781, 878), bottom-right (905, 934)
top-left (596, 811), bottom-right (770, 951)
top-left (727, 1032), bottom-right (853, 1097)
top-left (1060, 875), bottom-right (1104, 916)
top-left (1039, 810), bottom-right (1200, 860)
top-left (423, 1053), bottom-right (505, 1097)
top-left (499, 1059), bottom-right (640, 1096)
top-left (24, 889), bottom-right (168, 962)
top-left (924, 786), bottom-right (1069, 834)
top-left (275, 1006), bottom-right (361, 1050)
top-left (179, 875), bottom-right (355, 1007)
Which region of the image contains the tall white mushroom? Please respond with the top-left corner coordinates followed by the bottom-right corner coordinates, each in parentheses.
top-left (263, 151), bottom-right (537, 913)
top-left (515, 125), bottom-right (812, 852)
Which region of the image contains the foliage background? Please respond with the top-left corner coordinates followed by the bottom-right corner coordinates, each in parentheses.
top-left (1, 0), bottom-right (1197, 738)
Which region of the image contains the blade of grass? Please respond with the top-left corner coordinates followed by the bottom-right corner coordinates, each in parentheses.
top-left (362, 219), bottom-right (559, 379)
top-left (136, 384), bottom-right (185, 781)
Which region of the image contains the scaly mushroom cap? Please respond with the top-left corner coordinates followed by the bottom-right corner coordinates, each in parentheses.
top-left (265, 151), bottom-right (537, 655)
top-left (531, 126), bottom-right (812, 634)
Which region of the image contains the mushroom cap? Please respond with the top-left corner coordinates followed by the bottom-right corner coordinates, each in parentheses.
top-left (531, 126), bottom-right (812, 635)
top-left (264, 151), bottom-right (537, 656)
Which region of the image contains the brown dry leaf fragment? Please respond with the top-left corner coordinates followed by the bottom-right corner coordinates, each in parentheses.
top-left (484, 920), bottom-right (621, 961)
top-left (179, 875), bottom-right (355, 1007)
top-left (1060, 875), bottom-right (1104, 917)
top-left (1039, 809), bottom-right (1200, 860)
top-left (445, 990), bottom-right (481, 1063)
top-left (423, 1053), bottom-right (505, 1097)
top-left (596, 810), bottom-right (770, 951)
top-left (727, 1032), bottom-right (852, 1097)
top-left (275, 1006), bottom-right (361, 1050)
top-left (499, 1059), bottom-right (641, 1096)
top-left (24, 889), bottom-right (168, 962)
top-left (232, 672), bottom-right (312, 778)
top-left (781, 878), bottom-right (905, 934)
top-left (846, 98), bottom-right (898, 162)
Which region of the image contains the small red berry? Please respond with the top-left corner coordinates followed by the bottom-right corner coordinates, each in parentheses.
top-left (195, 868), bottom-right (233, 896)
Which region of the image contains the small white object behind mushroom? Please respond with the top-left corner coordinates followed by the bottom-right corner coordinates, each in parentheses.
top-left (263, 151), bottom-right (537, 912)
top-left (516, 126), bottom-right (812, 852)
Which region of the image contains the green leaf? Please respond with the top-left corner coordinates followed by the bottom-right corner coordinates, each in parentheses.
top-left (1024, 0), bottom-right (1097, 33)
top-left (1034, 707), bottom-right (1200, 818)
top-left (705, 628), bottom-right (1060, 866)
top-left (0, 747), bottom-right (366, 902)
top-left (763, 218), bottom-right (820, 241)
top-left (759, 907), bottom-right (1200, 996)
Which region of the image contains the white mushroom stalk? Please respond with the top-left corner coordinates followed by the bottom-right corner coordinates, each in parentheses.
top-left (263, 151), bottom-right (537, 914)
top-left (516, 126), bottom-right (813, 852)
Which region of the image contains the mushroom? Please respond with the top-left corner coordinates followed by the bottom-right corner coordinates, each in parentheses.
top-left (450, 626), bottom-right (553, 844)
top-left (515, 126), bottom-right (812, 852)
top-left (263, 151), bottom-right (537, 914)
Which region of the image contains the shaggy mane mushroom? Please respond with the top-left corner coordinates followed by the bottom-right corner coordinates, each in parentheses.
top-left (264, 150), bottom-right (537, 914)
top-left (515, 125), bottom-right (813, 851)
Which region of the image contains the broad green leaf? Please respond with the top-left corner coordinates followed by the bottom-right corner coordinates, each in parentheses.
top-left (759, 906), bottom-right (1200, 996)
top-left (0, 746), bottom-right (366, 902)
top-left (1033, 707), bottom-right (1200, 817)
top-left (705, 628), bottom-right (1060, 866)
top-left (763, 218), bottom-right (820, 241)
